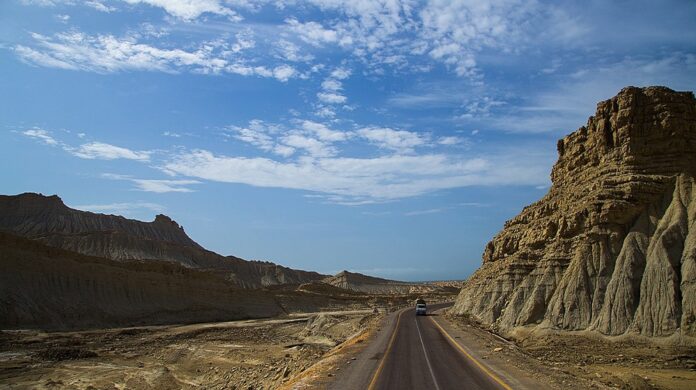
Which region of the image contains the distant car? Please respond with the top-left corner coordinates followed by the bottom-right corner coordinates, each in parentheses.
top-left (415, 298), bottom-right (427, 316)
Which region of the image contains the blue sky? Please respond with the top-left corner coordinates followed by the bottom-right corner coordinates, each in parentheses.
top-left (1, 0), bottom-right (695, 281)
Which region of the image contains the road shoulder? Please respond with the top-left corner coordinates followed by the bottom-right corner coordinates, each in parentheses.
top-left (437, 311), bottom-right (608, 389)
top-left (282, 308), bottom-right (404, 390)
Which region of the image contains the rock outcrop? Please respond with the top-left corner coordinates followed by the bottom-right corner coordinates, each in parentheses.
top-left (451, 86), bottom-right (696, 341)
top-left (0, 232), bottom-right (284, 329)
top-left (0, 193), bottom-right (325, 288)
top-left (323, 270), bottom-right (457, 294)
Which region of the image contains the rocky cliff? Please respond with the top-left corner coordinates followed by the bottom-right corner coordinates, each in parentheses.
top-left (0, 193), bottom-right (325, 288)
top-left (0, 232), bottom-right (284, 329)
top-left (451, 86), bottom-right (696, 341)
top-left (323, 270), bottom-right (457, 294)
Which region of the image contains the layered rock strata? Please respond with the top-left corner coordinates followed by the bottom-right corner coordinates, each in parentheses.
top-left (0, 193), bottom-right (325, 288)
top-left (0, 232), bottom-right (284, 329)
top-left (322, 270), bottom-right (453, 294)
top-left (451, 86), bottom-right (696, 340)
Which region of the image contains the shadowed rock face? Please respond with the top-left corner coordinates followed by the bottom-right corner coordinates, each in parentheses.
top-left (451, 86), bottom-right (696, 339)
top-left (0, 193), bottom-right (325, 288)
top-left (0, 232), bottom-right (285, 329)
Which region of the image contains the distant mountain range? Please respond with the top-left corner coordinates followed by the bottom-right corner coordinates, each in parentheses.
top-left (0, 192), bottom-right (455, 330)
top-left (0, 192), bottom-right (326, 288)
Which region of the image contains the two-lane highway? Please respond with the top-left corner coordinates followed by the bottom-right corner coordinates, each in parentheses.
top-left (330, 303), bottom-right (512, 390)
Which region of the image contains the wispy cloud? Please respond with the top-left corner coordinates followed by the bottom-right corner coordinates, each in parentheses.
top-left (22, 128), bottom-right (154, 161)
top-left (102, 173), bottom-right (201, 192)
top-left (161, 147), bottom-right (548, 202)
top-left (22, 128), bottom-right (59, 145)
top-left (357, 127), bottom-right (428, 154)
top-left (121, 0), bottom-right (241, 21)
top-left (70, 142), bottom-right (151, 161)
top-left (485, 53), bottom-right (696, 134)
top-left (404, 208), bottom-right (443, 216)
top-left (71, 201), bottom-right (165, 215)
top-left (20, 120), bottom-right (551, 203)
top-left (14, 30), bottom-right (298, 82)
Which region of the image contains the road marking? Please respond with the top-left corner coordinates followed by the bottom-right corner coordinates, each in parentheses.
top-left (415, 317), bottom-right (441, 390)
top-left (367, 309), bottom-right (403, 390)
top-left (429, 316), bottom-right (512, 390)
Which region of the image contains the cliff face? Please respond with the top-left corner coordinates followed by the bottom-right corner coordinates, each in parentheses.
top-left (322, 271), bottom-right (457, 294)
top-left (0, 193), bottom-right (325, 288)
top-left (0, 232), bottom-right (284, 329)
top-left (451, 86), bottom-right (696, 340)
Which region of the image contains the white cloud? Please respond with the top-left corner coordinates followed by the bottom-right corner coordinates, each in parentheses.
top-left (85, 1), bottom-right (115, 12)
top-left (72, 201), bottom-right (165, 214)
top-left (272, 64), bottom-right (296, 82)
top-left (300, 120), bottom-right (350, 142)
top-left (121, 0), bottom-right (241, 21)
top-left (404, 208), bottom-right (443, 216)
top-left (459, 96), bottom-right (506, 119)
top-left (437, 136), bottom-right (463, 145)
top-left (488, 53), bottom-right (696, 133)
top-left (357, 127), bottom-right (428, 154)
top-left (273, 144), bottom-right (296, 158)
top-left (314, 106), bottom-right (336, 118)
top-left (102, 173), bottom-right (200, 192)
top-left (321, 79), bottom-right (342, 91)
top-left (231, 119), bottom-right (352, 158)
top-left (22, 128), bottom-right (153, 161)
top-left (131, 178), bottom-right (200, 192)
top-left (70, 142), bottom-right (151, 161)
top-left (14, 30), bottom-right (298, 82)
top-left (275, 39), bottom-right (314, 62)
top-left (161, 147), bottom-right (548, 202)
top-left (286, 18), bottom-right (340, 47)
top-left (281, 134), bottom-right (336, 158)
top-left (330, 67), bottom-right (351, 80)
top-left (317, 91), bottom-right (347, 104)
top-left (229, 119), bottom-right (294, 156)
top-left (315, 67), bottom-right (351, 108)
top-left (22, 128), bottom-right (59, 145)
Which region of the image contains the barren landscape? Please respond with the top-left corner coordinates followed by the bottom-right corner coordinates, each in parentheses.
top-left (0, 310), bottom-right (381, 390)
top-left (3, 0), bottom-right (696, 388)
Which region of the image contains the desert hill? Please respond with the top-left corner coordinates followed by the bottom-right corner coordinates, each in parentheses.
top-left (451, 86), bottom-right (696, 341)
top-left (0, 193), bottom-right (325, 288)
top-left (0, 231), bottom-right (284, 329)
top-left (323, 270), bottom-right (459, 294)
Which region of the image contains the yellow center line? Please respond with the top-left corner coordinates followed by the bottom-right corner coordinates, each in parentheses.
top-left (367, 309), bottom-right (404, 390)
top-left (429, 315), bottom-right (513, 390)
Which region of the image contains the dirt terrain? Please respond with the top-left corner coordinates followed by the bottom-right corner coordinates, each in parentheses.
top-left (447, 314), bottom-right (696, 390)
top-left (0, 311), bottom-right (380, 389)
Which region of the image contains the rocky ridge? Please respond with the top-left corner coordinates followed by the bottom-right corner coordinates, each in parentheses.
top-left (322, 270), bottom-right (457, 294)
top-left (451, 86), bottom-right (696, 341)
top-left (0, 193), bottom-right (325, 288)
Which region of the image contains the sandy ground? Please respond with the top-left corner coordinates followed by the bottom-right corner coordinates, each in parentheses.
top-left (515, 330), bottom-right (696, 390)
top-left (445, 315), bottom-right (696, 390)
top-left (0, 311), bottom-right (379, 390)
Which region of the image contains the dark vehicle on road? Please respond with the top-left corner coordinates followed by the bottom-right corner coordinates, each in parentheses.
top-left (415, 298), bottom-right (427, 315)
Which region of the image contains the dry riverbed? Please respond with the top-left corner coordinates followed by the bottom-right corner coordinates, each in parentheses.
top-left (0, 311), bottom-right (379, 389)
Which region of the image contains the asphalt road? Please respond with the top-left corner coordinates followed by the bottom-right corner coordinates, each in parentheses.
top-left (329, 303), bottom-right (512, 390)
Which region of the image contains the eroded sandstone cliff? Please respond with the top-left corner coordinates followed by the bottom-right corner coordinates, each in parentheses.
top-left (451, 86), bottom-right (696, 340)
top-left (322, 270), bottom-right (455, 294)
